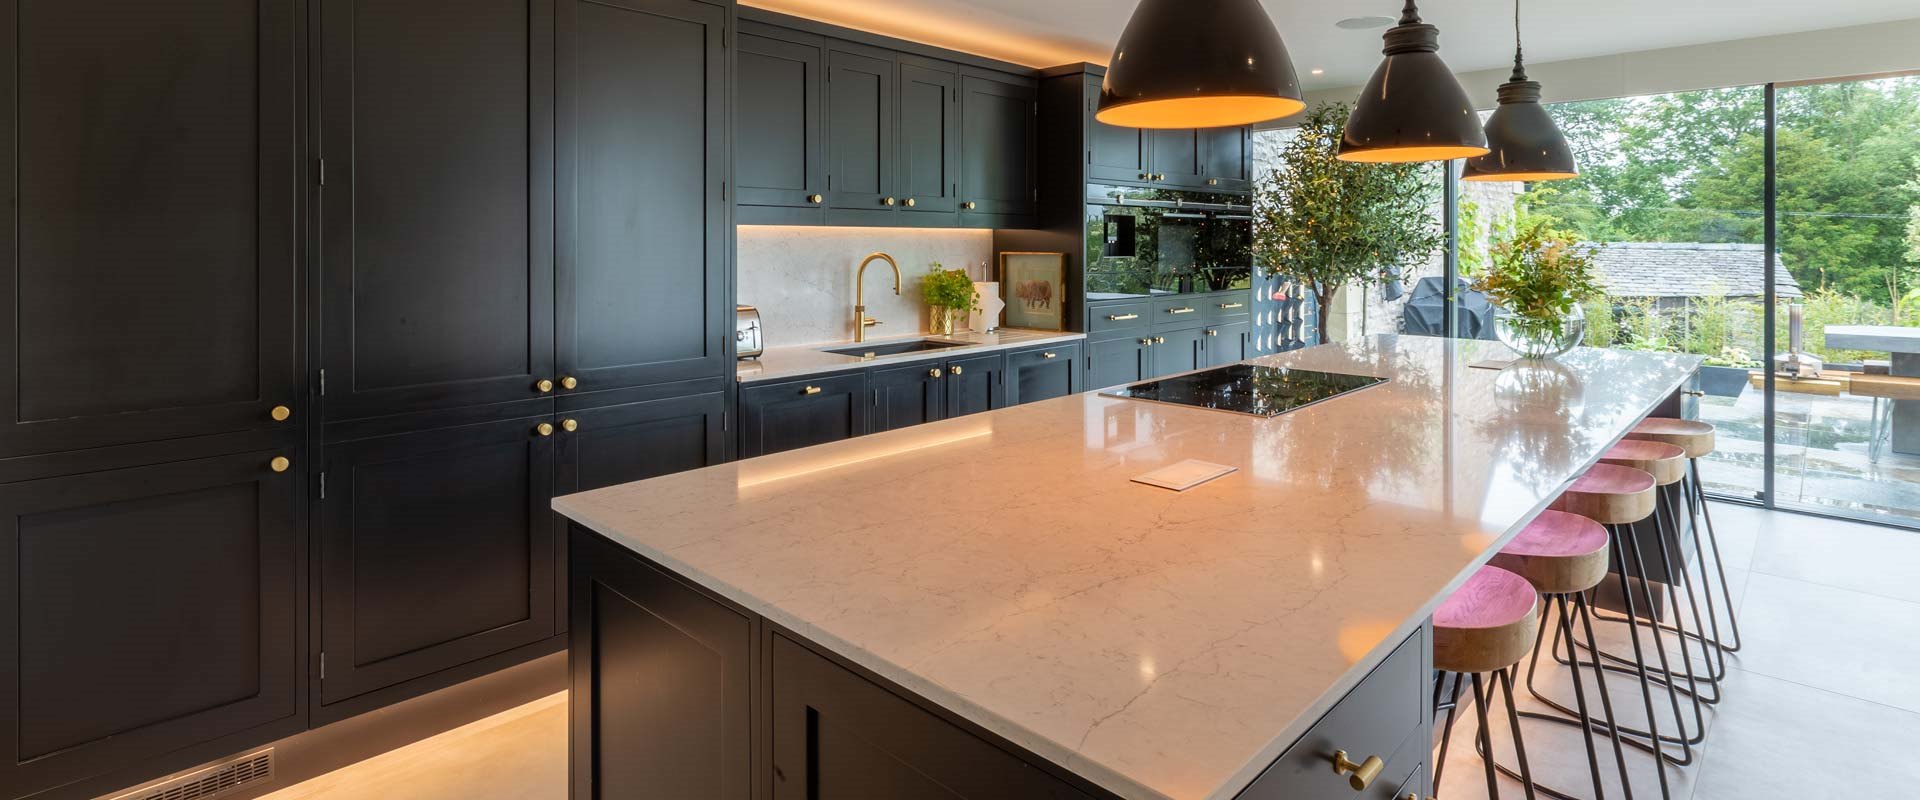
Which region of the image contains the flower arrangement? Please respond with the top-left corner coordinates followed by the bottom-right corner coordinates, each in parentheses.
top-left (920, 263), bottom-right (978, 335)
top-left (1472, 219), bottom-right (1604, 358)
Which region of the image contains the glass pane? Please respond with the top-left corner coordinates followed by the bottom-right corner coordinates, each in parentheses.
top-left (1772, 75), bottom-right (1920, 527)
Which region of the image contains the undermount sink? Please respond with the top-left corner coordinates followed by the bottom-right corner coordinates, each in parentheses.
top-left (823, 339), bottom-right (969, 358)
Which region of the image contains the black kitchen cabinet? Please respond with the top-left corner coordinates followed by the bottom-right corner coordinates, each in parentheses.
top-left (826, 45), bottom-right (898, 216)
top-left (960, 75), bottom-right (1037, 222)
top-left (318, 0), bottom-right (557, 422)
top-left (556, 392), bottom-right (726, 494)
top-left (558, 0), bottom-right (729, 394)
top-left (1007, 342), bottom-right (1083, 405)
top-left (569, 529), bottom-right (753, 800)
top-left (898, 60), bottom-right (962, 215)
top-left (945, 353), bottom-right (1008, 417)
top-left (0, 0), bottom-right (301, 458)
top-left (1149, 128), bottom-right (1206, 188)
top-left (1086, 81), bottom-right (1148, 185)
top-left (1081, 78), bottom-right (1250, 193)
top-left (1202, 127), bottom-right (1252, 192)
top-left (317, 417), bottom-right (557, 706)
top-left (0, 450), bottom-right (300, 799)
top-left (870, 363), bottom-right (947, 433)
top-left (736, 28), bottom-right (826, 214)
top-left (1152, 327), bottom-right (1206, 378)
top-left (1087, 336), bottom-right (1151, 391)
top-left (771, 634), bottom-right (1092, 800)
top-left (1205, 321), bottom-right (1252, 368)
top-left (740, 372), bottom-right (869, 458)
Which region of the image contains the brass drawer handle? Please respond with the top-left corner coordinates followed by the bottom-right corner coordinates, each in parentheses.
top-left (1042, 352), bottom-right (1057, 359)
top-left (802, 385), bottom-right (823, 395)
top-left (1168, 307), bottom-right (1196, 315)
top-left (1218, 302), bottom-right (1244, 309)
top-left (562, 419), bottom-right (579, 432)
top-left (1106, 313), bottom-right (1139, 321)
top-left (270, 405), bottom-right (292, 422)
top-left (1331, 750), bottom-right (1384, 791)
top-left (269, 456), bottom-right (291, 473)
top-left (951, 365), bottom-right (963, 375)
top-left (928, 368), bottom-right (943, 378)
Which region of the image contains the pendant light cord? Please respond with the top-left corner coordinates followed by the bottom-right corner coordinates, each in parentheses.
top-left (1510, 0), bottom-right (1529, 82)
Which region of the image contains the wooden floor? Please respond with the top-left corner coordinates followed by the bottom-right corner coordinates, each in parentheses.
top-left (260, 692), bottom-right (566, 800)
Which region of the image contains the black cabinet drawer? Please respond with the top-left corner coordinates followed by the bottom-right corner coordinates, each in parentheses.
top-left (739, 372), bottom-right (868, 457)
top-left (1153, 296), bottom-right (1206, 322)
top-left (1235, 629), bottom-right (1427, 799)
top-left (1088, 301), bottom-right (1152, 335)
top-left (1006, 342), bottom-right (1082, 405)
top-left (1207, 292), bottom-right (1253, 324)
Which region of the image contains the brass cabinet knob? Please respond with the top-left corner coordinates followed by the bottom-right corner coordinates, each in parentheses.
top-left (1042, 351), bottom-right (1057, 359)
top-left (961, 201), bottom-right (977, 210)
top-left (904, 198), bottom-right (917, 207)
top-left (560, 376), bottom-right (579, 390)
top-left (1139, 173), bottom-right (1150, 180)
top-left (1206, 329), bottom-right (1219, 336)
top-left (270, 405), bottom-right (292, 422)
top-left (1330, 750), bottom-right (1384, 791)
top-left (1140, 338), bottom-right (1154, 346)
top-left (882, 197), bottom-right (896, 206)
top-left (535, 422), bottom-right (555, 437)
top-left (928, 368), bottom-right (942, 378)
top-left (562, 418), bottom-right (579, 432)
top-left (1153, 336), bottom-right (1166, 344)
top-left (269, 456), bottom-right (291, 473)
top-left (802, 385), bottom-right (823, 395)
top-left (951, 365), bottom-right (963, 375)
top-left (808, 194), bottom-right (823, 204)
top-left (1207, 178), bottom-right (1220, 186)
top-left (535, 379), bottom-right (554, 393)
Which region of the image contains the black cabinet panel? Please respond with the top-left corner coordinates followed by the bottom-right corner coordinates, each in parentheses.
top-left (1087, 337), bottom-right (1149, 391)
top-left (558, 0), bottom-right (727, 393)
top-left (945, 353), bottom-right (1006, 418)
top-left (0, 0), bottom-right (300, 457)
top-left (898, 62), bottom-right (960, 215)
top-left (739, 372), bottom-right (868, 458)
top-left (826, 47), bottom-right (896, 213)
top-left (1205, 321), bottom-right (1252, 368)
top-left (870, 363), bottom-right (946, 433)
top-left (570, 529), bottom-right (752, 800)
top-left (1086, 81), bottom-right (1148, 185)
top-left (318, 417), bottom-right (556, 705)
top-left (1235, 630), bottom-right (1426, 800)
top-left (319, 0), bottom-right (555, 420)
top-left (1152, 327), bottom-right (1205, 378)
top-left (771, 634), bottom-right (1091, 800)
top-left (556, 392), bottom-right (725, 494)
top-left (1007, 343), bottom-right (1081, 406)
top-left (960, 75), bottom-right (1035, 220)
top-left (737, 31), bottom-right (825, 210)
top-left (1201, 127), bottom-right (1250, 192)
top-left (1149, 129), bottom-right (1205, 188)
top-left (0, 450), bottom-right (299, 797)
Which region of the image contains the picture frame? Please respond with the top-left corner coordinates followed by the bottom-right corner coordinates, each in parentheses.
top-left (998, 251), bottom-right (1066, 331)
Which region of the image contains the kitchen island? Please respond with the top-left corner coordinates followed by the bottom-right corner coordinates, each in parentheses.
top-left (554, 336), bottom-right (1701, 800)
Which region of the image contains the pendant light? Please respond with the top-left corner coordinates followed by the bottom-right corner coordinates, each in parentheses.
top-left (1096, 0), bottom-right (1304, 129)
top-left (1338, 0), bottom-right (1487, 163)
top-left (1462, 0), bottom-right (1578, 181)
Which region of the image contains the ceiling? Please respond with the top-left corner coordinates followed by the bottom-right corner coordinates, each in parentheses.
top-left (741, 0), bottom-right (1920, 89)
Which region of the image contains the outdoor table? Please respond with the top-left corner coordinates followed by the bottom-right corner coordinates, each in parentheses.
top-left (1825, 325), bottom-right (1920, 455)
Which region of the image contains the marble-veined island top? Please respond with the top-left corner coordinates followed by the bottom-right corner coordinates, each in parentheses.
top-left (554, 335), bottom-right (1702, 800)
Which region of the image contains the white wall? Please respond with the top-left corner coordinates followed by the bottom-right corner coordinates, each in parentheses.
top-left (736, 226), bottom-right (994, 347)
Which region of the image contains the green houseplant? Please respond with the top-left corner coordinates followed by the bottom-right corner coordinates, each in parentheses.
top-left (920, 263), bottom-right (978, 335)
top-left (1253, 102), bottom-right (1444, 344)
top-left (1471, 218), bottom-right (1604, 359)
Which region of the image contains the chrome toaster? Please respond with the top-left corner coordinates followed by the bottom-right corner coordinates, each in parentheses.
top-left (735, 305), bottom-right (764, 359)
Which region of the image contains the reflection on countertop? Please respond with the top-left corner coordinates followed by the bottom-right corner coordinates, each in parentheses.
top-left (736, 328), bottom-right (1087, 384)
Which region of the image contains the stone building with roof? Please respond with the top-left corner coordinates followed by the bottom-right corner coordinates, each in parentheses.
top-left (1590, 242), bottom-right (1803, 311)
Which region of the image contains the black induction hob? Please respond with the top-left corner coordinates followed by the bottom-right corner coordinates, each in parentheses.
top-left (1102, 364), bottom-right (1386, 418)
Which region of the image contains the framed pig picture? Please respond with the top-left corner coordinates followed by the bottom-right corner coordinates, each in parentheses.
top-left (998, 252), bottom-right (1066, 331)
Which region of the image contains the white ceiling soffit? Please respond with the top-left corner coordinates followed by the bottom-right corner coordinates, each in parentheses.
top-left (741, 0), bottom-right (1920, 89)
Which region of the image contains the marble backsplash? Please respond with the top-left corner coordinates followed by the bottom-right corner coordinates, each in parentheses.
top-left (737, 226), bottom-right (995, 347)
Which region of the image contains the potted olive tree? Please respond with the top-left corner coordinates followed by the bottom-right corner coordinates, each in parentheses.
top-left (1252, 102), bottom-right (1444, 344)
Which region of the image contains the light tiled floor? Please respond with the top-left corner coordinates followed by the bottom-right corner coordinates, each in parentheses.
top-left (1437, 503), bottom-right (1920, 799)
top-left (268, 504), bottom-right (1917, 800)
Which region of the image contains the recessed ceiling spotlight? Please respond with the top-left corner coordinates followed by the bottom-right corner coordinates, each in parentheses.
top-left (1310, 68), bottom-right (1325, 75)
top-left (1335, 16), bottom-right (1395, 30)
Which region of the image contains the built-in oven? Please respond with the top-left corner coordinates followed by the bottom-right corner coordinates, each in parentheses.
top-left (1085, 184), bottom-right (1252, 299)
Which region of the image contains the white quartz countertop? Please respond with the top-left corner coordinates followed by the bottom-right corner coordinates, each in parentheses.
top-left (736, 328), bottom-right (1087, 383)
top-left (556, 336), bottom-right (1702, 800)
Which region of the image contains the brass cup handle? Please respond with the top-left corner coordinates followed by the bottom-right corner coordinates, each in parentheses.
top-left (808, 194), bottom-right (824, 204)
top-left (269, 456), bottom-right (291, 473)
top-left (270, 405), bottom-right (292, 422)
top-left (1042, 352), bottom-right (1057, 359)
top-left (951, 365), bottom-right (963, 375)
top-left (1331, 750), bottom-right (1384, 791)
top-left (535, 379), bottom-right (555, 393)
top-left (535, 422), bottom-right (555, 437)
top-left (928, 368), bottom-right (943, 378)
top-left (882, 197), bottom-right (897, 206)
top-left (562, 419), bottom-right (579, 432)
top-left (904, 198), bottom-right (917, 207)
top-left (1169, 307), bottom-right (1196, 315)
top-left (1107, 313), bottom-right (1139, 321)
top-left (560, 376), bottom-right (579, 390)
top-left (802, 385), bottom-right (823, 395)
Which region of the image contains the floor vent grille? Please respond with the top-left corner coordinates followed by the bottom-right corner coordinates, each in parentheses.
top-left (105, 749), bottom-right (274, 800)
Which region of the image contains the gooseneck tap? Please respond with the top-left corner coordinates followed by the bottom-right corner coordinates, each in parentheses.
top-left (854, 252), bottom-right (901, 343)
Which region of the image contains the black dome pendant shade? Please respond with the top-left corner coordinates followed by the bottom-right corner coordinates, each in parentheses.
top-left (1096, 0), bottom-right (1305, 129)
top-left (1462, 0), bottom-right (1578, 181)
top-left (1338, 0), bottom-right (1488, 163)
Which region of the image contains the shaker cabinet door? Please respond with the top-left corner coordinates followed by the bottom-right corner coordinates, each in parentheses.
top-left (0, 0), bottom-right (300, 457)
top-left (318, 0), bottom-right (557, 421)
top-left (825, 47), bottom-right (898, 214)
top-left (897, 61), bottom-right (961, 215)
top-left (959, 75), bottom-right (1035, 220)
top-left (739, 373), bottom-right (869, 458)
top-left (870, 362), bottom-right (947, 433)
top-left (736, 31), bottom-right (826, 210)
top-left (1007, 343), bottom-right (1082, 406)
top-left (944, 353), bottom-right (1007, 418)
top-left (1151, 327), bottom-right (1206, 378)
top-left (1086, 80), bottom-right (1149, 185)
top-left (0, 450), bottom-right (300, 798)
top-left (1087, 337), bottom-right (1150, 391)
top-left (1205, 321), bottom-right (1252, 368)
top-left (558, 0), bottom-right (729, 393)
top-left (1149, 129), bottom-right (1206, 188)
top-left (1201, 127), bottom-right (1251, 192)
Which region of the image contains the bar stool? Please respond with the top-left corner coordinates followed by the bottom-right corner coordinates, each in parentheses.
top-left (1549, 463), bottom-right (1691, 786)
top-left (1433, 564), bottom-right (1542, 800)
top-left (1483, 510), bottom-right (1634, 800)
top-left (1626, 418), bottom-right (1742, 655)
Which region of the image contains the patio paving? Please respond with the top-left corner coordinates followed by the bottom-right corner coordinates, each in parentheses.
top-left (1697, 386), bottom-right (1920, 526)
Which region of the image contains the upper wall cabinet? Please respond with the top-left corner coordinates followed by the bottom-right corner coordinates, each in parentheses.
top-left (558, 0), bottom-right (729, 394)
top-left (1084, 79), bottom-right (1252, 194)
top-left (0, 0), bottom-right (301, 458)
top-left (318, 0), bottom-right (557, 422)
top-left (824, 45), bottom-right (898, 219)
top-left (736, 28), bottom-right (826, 215)
top-left (960, 75), bottom-right (1037, 223)
top-left (897, 59), bottom-right (962, 215)
top-left (1201, 127), bottom-right (1252, 193)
